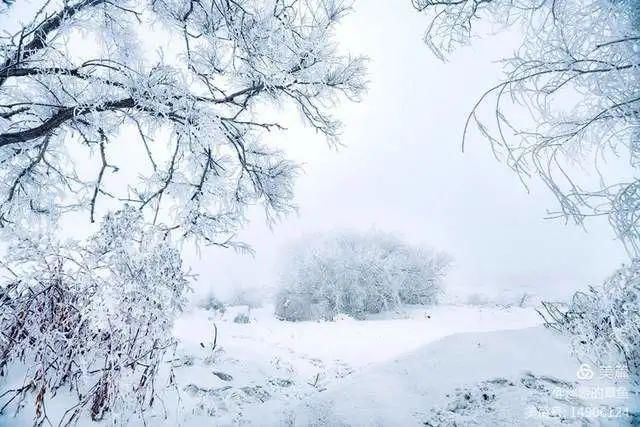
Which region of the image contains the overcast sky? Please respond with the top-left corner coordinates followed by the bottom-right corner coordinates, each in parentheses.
top-left (182, 0), bottom-right (629, 302)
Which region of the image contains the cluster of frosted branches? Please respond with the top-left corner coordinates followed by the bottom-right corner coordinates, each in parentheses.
top-left (413, 0), bottom-right (640, 253)
top-left (0, 207), bottom-right (188, 425)
top-left (540, 260), bottom-right (640, 385)
top-left (275, 230), bottom-right (450, 321)
top-left (0, 0), bottom-right (366, 245)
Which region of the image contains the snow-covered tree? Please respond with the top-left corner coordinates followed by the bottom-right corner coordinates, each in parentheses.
top-left (0, 0), bottom-right (364, 423)
top-left (412, 0), bottom-right (639, 253)
top-left (0, 0), bottom-right (365, 243)
top-left (275, 230), bottom-right (450, 321)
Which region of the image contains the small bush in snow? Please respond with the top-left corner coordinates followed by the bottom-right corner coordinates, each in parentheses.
top-left (275, 231), bottom-right (450, 321)
top-left (540, 260), bottom-right (640, 385)
top-left (233, 313), bottom-right (251, 324)
top-left (200, 293), bottom-right (226, 314)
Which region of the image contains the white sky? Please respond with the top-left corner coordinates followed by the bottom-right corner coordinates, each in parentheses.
top-left (186, 0), bottom-right (628, 301)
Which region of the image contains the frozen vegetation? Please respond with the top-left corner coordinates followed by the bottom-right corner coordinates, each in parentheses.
top-left (0, 0), bottom-right (639, 425)
top-left (274, 231), bottom-right (450, 321)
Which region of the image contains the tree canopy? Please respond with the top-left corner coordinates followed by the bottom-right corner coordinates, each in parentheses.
top-left (0, 0), bottom-right (365, 245)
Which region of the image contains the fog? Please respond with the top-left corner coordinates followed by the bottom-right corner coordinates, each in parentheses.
top-left (184, 0), bottom-right (627, 302)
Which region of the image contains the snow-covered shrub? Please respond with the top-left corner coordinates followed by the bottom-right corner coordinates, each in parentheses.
top-left (233, 313), bottom-right (251, 324)
top-left (540, 260), bottom-right (640, 385)
top-left (199, 293), bottom-right (226, 314)
top-left (0, 208), bottom-right (188, 425)
top-left (275, 231), bottom-right (450, 321)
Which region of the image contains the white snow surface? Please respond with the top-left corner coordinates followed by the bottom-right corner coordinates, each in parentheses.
top-left (2, 305), bottom-right (636, 426)
top-left (285, 327), bottom-right (631, 426)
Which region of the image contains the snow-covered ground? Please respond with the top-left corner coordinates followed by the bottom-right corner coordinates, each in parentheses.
top-left (286, 326), bottom-right (635, 426)
top-left (2, 304), bottom-right (636, 426)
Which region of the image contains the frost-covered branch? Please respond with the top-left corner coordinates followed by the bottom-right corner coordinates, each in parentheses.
top-left (0, 0), bottom-right (366, 245)
top-left (413, 0), bottom-right (640, 253)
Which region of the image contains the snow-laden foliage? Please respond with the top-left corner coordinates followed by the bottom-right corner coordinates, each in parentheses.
top-left (540, 261), bottom-right (640, 386)
top-left (412, 0), bottom-right (640, 254)
top-left (0, 0), bottom-right (365, 245)
top-left (275, 231), bottom-right (450, 321)
top-left (0, 207), bottom-right (188, 425)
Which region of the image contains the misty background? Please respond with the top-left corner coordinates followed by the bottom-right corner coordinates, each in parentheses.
top-left (181, 0), bottom-right (627, 302)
